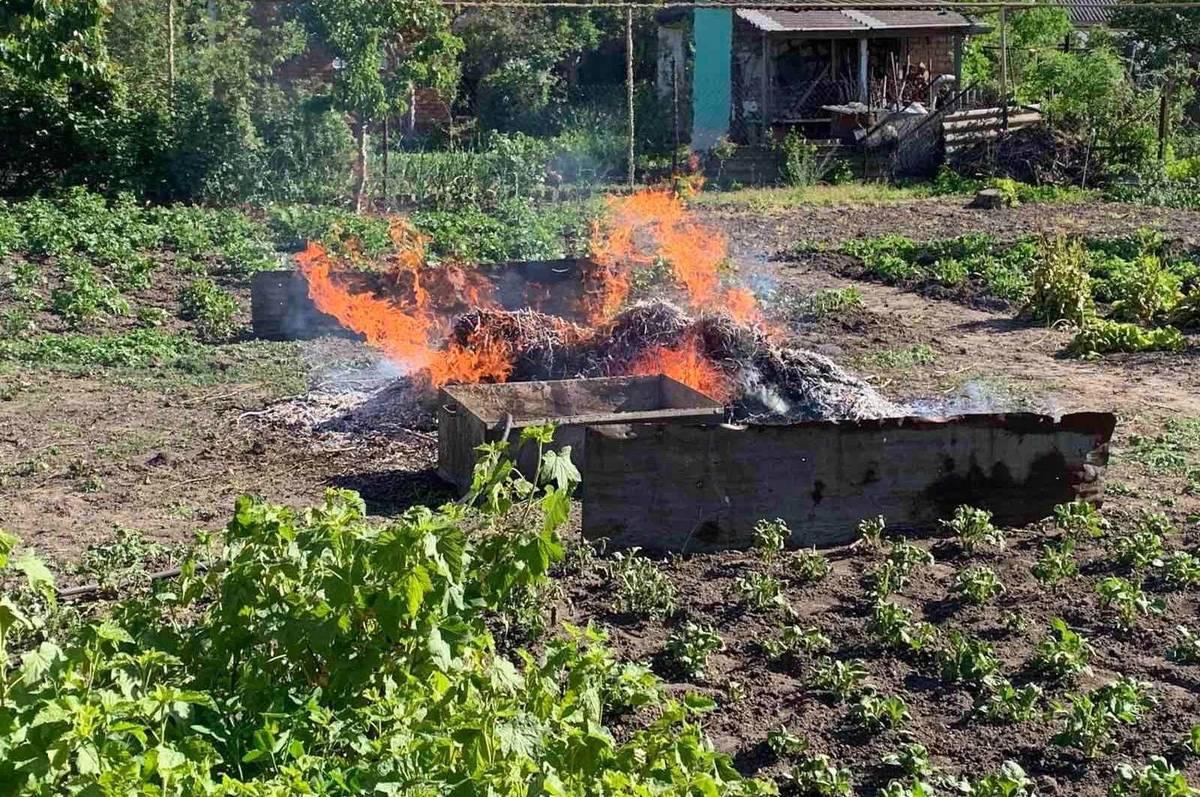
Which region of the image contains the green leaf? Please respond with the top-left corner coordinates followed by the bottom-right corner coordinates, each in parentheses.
top-left (14, 553), bottom-right (55, 602)
top-left (540, 447), bottom-right (581, 491)
top-left (0, 528), bottom-right (17, 568)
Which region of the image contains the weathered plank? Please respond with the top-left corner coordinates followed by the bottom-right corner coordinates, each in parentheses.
top-left (582, 412), bottom-right (1116, 553)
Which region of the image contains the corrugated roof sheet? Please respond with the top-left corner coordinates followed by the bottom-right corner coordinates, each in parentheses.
top-left (736, 6), bottom-right (972, 33)
top-left (1052, 0), bottom-right (1117, 27)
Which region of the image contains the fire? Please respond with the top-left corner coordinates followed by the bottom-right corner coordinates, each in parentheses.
top-left (296, 188), bottom-right (758, 398)
top-left (586, 188), bottom-right (759, 323)
top-left (296, 221), bottom-right (512, 386)
top-left (629, 336), bottom-right (732, 402)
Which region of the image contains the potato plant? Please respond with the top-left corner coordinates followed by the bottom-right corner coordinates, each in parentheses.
top-left (1032, 538), bottom-right (1078, 586)
top-left (976, 678), bottom-right (1045, 724)
top-left (953, 565), bottom-right (1005, 605)
top-left (808, 658), bottom-right (871, 702)
top-left (729, 572), bottom-right (788, 612)
top-left (790, 753), bottom-right (854, 796)
top-left (789, 547), bottom-right (832, 584)
top-left (763, 623), bottom-right (832, 662)
top-left (880, 743), bottom-right (935, 780)
top-left (1169, 626), bottom-right (1200, 664)
top-left (1052, 678), bottom-right (1155, 758)
top-left (766, 726), bottom-right (808, 759)
top-left (1031, 618), bottom-right (1093, 681)
top-left (867, 601), bottom-right (939, 656)
top-left (857, 515), bottom-right (887, 550)
top-left (612, 549), bottom-right (680, 620)
top-left (1096, 576), bottom-right (1164, 629)
top-left (752, 517), bottom-right (789, 565)
top-left (941, 631), bottom-right (1000, 688)
top-left (1054, 499), bottom-right (1106, 539)
top-left (664, 621), bottom-right (724, 680)
top-left (850, 692), bottom-right (910, 733)
top-left (942, 505), bottom-right (1006, 553)
top-left (1109, 757), bottom-right (1198, 797)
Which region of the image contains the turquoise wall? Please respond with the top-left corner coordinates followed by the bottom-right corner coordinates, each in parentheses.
top-left (691, 8), bottom-right (732, 150)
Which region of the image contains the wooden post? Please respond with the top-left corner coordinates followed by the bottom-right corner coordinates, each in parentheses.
top-left (1157, 83), bottom-right (1170, 162)
top-left (761, 32), bottom-right (769, 143)
top-left (857, 38), bottom-right (869, 104)
top-left (382, 116), bottom-right (390, 205)
top-left (999, 4), bottom-right (1009, 130)
top-left (671, 56), bottom-right (680, 175)
top-left (626, 8), bottom-right (635, 188)
top-left (166, 0), bottom-right (175, 103)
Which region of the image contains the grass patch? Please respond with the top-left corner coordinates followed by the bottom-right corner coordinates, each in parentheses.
top-left (864, 344), bottom-right (938, 369)
top-left (0, 329), bottom-right (201, 368)
top-left (692, 183), bottom-right (936, 210)
top-left (1127, 418), bottom-right (1200, 476)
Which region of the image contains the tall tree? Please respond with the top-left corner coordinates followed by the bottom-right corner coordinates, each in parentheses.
top-left (301, 0), bottom-right (461, 212)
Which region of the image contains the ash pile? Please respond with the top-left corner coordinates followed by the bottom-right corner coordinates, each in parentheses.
top-left (450, 300), bottom-right (901, 423)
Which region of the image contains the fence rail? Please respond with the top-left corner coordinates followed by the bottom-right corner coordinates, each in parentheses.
top-left (942, 105), bottom-right (1044, 155)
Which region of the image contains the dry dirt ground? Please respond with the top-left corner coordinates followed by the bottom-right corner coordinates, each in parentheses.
top-left (2, 196), bottom-right (1199, 793)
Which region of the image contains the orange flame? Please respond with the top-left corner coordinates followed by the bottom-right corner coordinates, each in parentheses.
top-left (586, 189), bottom-right (759, 324)
top-left (296, 221), bottom-right (513, 386)
top-left (629, 337), bottom-right (732, 402)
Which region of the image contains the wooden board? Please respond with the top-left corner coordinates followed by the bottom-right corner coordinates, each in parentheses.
top-left (582, 412), bottom-right (1116, 552)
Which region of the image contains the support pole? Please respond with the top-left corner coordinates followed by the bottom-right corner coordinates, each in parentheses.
top-left (999, 4), bottom-right (1009, 130)
top-left (761, 32), bottom-right (769, 144)
top-left (626, 8), bottom-right (635, 188)
top-left (1157, 82), bottom-right (1170, 162)
top-left (671, 56), bottom-right (680, 175)
top-left (382, 116), bottom-right (390, 205)
top-left (857, 37), bottom-right (869, 104)
top-left (166, 0), bottom-right (175, 104)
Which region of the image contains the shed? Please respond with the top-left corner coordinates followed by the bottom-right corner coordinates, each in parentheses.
top-left (657, 5), bottom-right (982, 147)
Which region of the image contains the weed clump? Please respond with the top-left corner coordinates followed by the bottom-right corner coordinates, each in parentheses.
top-left (1026, 234), bottom-right (1094, 327)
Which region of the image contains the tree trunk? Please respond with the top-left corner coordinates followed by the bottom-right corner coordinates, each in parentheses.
top-left (353, 119), bottom-right (369, 214)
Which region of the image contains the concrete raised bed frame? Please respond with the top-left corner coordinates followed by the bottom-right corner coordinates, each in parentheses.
top-left (437, 375), bottom-right (725, 491)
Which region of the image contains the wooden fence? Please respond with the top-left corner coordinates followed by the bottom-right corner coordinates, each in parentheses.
top-left (943, 104), bottom-right (1044, 156)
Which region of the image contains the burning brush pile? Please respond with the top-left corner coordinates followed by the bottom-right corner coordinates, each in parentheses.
top-left (293, 189), bottom-right (899, 426)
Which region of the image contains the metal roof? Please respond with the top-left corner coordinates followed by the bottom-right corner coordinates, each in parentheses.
top-left (735, 6), bottom-right (973, 32)
top-left (1052, 0), bottom-right (1117, 27)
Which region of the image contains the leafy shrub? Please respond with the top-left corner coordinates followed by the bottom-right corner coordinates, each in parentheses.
top-left (177, 278), bottom-right (239, 342)
top-left (1105, 253), bottom-right (1184, 325)
top-left (1067, 318), bottom-right (1186, 356)
top-left (611, 548), bottom-right (679, 620)
top-left (1027, 234), bottom-right (1094, 326)
top-left (0, 445), bottom-right (781, 794)
top-left (779, 130), bottom-right (830, 187)
top-left (664, 622), bottom-right (724, 680)
top-left (51, 256), bottom-right (129, 326)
